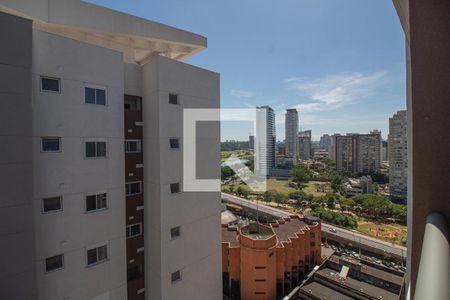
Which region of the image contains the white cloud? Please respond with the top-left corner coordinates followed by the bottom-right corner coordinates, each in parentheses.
top-left (284, 71), bottom-right (387, 113)
top-left (230, 89), bottom-right (254, 98)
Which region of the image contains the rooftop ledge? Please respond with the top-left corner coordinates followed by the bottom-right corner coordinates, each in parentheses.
top-left (0, 0), bottom-right (207, 64)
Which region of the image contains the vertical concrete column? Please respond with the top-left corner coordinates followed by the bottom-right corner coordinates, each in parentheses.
top-left (0, 12), bottom-right (35, 300)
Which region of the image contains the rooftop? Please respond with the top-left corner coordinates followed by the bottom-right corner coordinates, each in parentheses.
top-left (272, 218), bottom-right (309, 243)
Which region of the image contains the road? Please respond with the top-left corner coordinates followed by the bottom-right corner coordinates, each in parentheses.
top-left (221, 192), bottom-right (407, 259)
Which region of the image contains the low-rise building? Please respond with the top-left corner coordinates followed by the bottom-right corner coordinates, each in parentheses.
top-left (222, 216), bottom-right (321, 299)
top-left (343, 175), bottom-right (373, 196)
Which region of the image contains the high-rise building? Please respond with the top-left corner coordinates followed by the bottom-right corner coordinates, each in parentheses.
top-left (382, 140), bottom-right (388, 161)
top-left (0, 1), bottom-right (221, 300)
top-left (249, 135), bottom-right (255, 150)
top-left (319, 134), bottom-right (332, 152)
top-left (298, 130), bottom-right (312, 160)
top-left (335, 132), bottom-right (381, 174)
top-left (255, 106), bottom-right (276, 176)
top-left (389, 110), bottom-right (407, 201)
top-left (285, 109), bottom-right (299, 164)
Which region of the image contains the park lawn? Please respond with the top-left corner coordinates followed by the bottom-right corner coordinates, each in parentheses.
top-left (220, 150), bottom-right (254, 163)
top-left (357, 218), bottom-right (407, 246)
top-left (302, 181), bottom-right (329, 197)
top-left (266, 178), bottom-right (296, 194)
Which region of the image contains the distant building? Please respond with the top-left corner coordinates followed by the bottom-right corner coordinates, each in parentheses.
top-left (328, 133), bottom-right (341, 161)
top-left (335, 132), bottom-right (381, 174)
top-left (299, 130), bottom-right (312, 160)
top-left (278, 145), bottom-right (286, 156)
top-left (285, 109), bottom-right (299, 164)
top-left (249, 135), bottom-right (255, 150)
top-left (319, 134), bottom-right (332, 151)
top-left (255, 106), bottom-right (276, 176)
top-left (343, 175), bottom-right (373, 196)
top-left (222, 217), bottom-right (321, 299)
top-left (382, 140), bottom-right (388, 161)
top-left (389, 110), bottom-right (408, 201)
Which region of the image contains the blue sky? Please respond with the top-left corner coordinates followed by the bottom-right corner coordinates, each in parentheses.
top-left (88, 0), bottom-right (406, 141)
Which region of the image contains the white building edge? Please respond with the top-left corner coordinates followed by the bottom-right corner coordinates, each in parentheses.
top-left (0, 1), bottom-right (221, 300)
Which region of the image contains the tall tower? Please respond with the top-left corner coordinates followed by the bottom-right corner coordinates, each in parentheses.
top-left (255, 106), bottom-right (276, 176)
top-left (285, 109), bottom-right (299, 165)
top-left (389, 110), bottom-right (408, 202)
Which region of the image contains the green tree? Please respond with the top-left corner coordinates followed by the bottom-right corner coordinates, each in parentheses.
top-left (289, 166), bottom-right (311, 190)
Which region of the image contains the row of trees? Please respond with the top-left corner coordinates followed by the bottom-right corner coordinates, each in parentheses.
top-left (311, 207), bottom-right (358, 229)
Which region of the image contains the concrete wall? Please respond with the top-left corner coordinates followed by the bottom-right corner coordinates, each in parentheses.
top-left (143, 54), bottom-right (221, 300)
top-left (31, 30), bottom-right (127, 300)
top-left (0, 11), bottom-right (36, 300)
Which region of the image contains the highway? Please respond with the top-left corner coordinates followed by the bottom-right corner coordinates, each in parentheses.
top-left (221, 192), bottom-right (407, 259)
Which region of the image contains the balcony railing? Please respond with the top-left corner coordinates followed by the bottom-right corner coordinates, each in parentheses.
top-left (414, 212), bottom-right (449, 300)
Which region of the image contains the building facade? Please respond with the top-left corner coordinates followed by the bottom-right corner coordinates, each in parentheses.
top-left (0, 1), bottom-right (221, 300)
top-left (255, 106), bottom-right (276, 176)
top-left (222, 216), bottom-right (322, 300)
top-left (335, 133), bottom-right (381, 174)
top-left (285, 109), bottom-right (299, 165)
top-left (298, 130), bottom-right (312, 160)
top-left (388, 110), bottom-right (407, 201)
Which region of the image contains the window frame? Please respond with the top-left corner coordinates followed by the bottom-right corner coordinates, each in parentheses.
top-left (170, 226), bottom-right (181, 240)
top-left (84, 84), bottom-right (107, 106)
top-left (126, 223), bottom-right (143, 239)
top-left (85, 141), bottom-right (107, 158)
top-left (86, 243), bottom-right (109, 267)
top-left (41, 196), bottom-right (63, 214)
top-left (169, 138), bottom-right (180, 150)
top-left (125, 139), bottom-right (142, 153)
top-left (170, 182), bottom-right (180, 194)
top-left (85, 193), bottom-right (108, 213)
top-left (41, 137), bottom-right (62, 153)
top-left (126, 181), bottom-right (142, 196)
top-left (45, 254), bottom-right (64, 273)
top-left (171, 270), bottom-right (182, 284)
top-left (169, 93), bottom-right (179, 105)
top-left (40, 76), bottom-right (61, 93)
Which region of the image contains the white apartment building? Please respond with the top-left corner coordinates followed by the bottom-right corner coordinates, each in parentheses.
top-left (389, 110), bottom-right (407, 202)
top-left (255, 106), bottom-right (276, 176)
top-left (0, 1), bottom-right (221, 300)
top-left (285, 109), bottom-right (299, 164)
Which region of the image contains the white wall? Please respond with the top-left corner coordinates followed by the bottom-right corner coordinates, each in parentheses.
top-left (32, 30), bottom-right (126, 300)
top-left (143, 55), bottom-right (222, 300)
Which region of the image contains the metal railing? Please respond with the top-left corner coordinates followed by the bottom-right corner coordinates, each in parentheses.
top-left (414, 212), bottom-right (449, 300)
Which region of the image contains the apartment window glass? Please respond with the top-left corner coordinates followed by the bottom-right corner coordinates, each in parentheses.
top-left (85, 141), bottom-right (107, 158)
top-left (45, 254), bottom-right (63, 272)
top-left (169, 138), bottom-right (180, 149)
top-left (169, 93), bottom-right (179, 105)
top-left (41, 77), bottom-right (60, 92)
top-left (85, 86), bottom-right (106, 105)
top-left (171, 270), bottom-right (181, 283)
top-left (127, 264), bottom-right (144, 281)
top-left (170, 226), bottom-right (181, 239)
top-left (126, 223), bottom-right (142, 238)
top-left (170, 183), bottom-right (180, 194)
top-left (86, 193), bottom-right (107, 212)
top-left (126, 181), bottom-right (142, 196)
top-left (41, 137), bottom-right (61, 152)
top-left (87, 245), bottom-right (108, 266)
top-left (42, 196), bottom-right (62, 213)
top-left (125, 140), bottom-right (141, 153)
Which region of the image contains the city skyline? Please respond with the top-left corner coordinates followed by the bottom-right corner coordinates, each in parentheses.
top-left (86, 0), bottom-right (406, 141)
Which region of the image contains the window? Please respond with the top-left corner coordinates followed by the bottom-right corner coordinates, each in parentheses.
top-left (86, 193), bottom-right (107, 212)
top-left (45, 254), bottom-right (63, 272)
top-left (169, 93), bottom-right (179, 105)
top-left (41, 137), bottom-right (61, 152)
top-left (126, 181), bottom-right (142, 196)
top-left (125, 140), bottom-right (141, 153)
top-left (310, 242), bottom-right (315, 247)
top-left (310, 232), bottom-right (315, 238)
top-left (41, 77), bottom-right (60, 93)
top-left (42, 196), bottom-right (62, 213)
top-left (85, 141), bottom-right (107, 158)
top-left (170, 226), bottom-right (181, 239)
top-left (126, 223), bottom-right (142, 238)
top-left (87, 245), bottom-right (108, 266)
top-left (124, 96), bottom-right (141, 111)
top-left (85, 86), bottom-right (106, 105)
top-left (255, 279), bottom-right (266, 282)
top-left (169, 138), bottom-right (180, 149)
top-left (255, 292), bottom-right (266, 295)
top-left (170, 183), bottom-right (180, 194)
top-left (255, 266), bottom-right (266, 270)
top-left (171, 270), bottom-right (181, 283)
